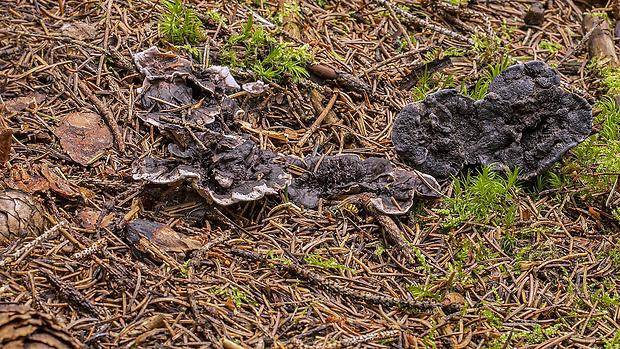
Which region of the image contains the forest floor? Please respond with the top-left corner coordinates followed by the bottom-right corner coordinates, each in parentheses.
top-left (1, 0), bottom-right (620, 348)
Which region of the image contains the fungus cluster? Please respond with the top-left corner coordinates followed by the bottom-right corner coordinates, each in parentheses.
top-left (132, 47), bottom-right (440, 214)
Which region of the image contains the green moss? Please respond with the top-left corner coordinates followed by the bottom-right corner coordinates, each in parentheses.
top-left (471, 30), bottom-right (502, 64)
top-left (205, 10), bottom-right (227, 26)
top-left (406, 283), bottom-right (442, 300)
top-left (209, 285), bottom-right (258, 307)
top-left (220, 15), bottom-right (312, 81)
top-left (442, 165), bottom-right (521, 227)
top-left (538, 39), bottom-right (561, 53)
top-left (305, 251), bottom-right (351, 270)
top-left (588, 58), bottom-right (620, 93)
top-left (462, 56), bottom-right (512, 100)
top-left (159, 0), bottom-right (204, 44)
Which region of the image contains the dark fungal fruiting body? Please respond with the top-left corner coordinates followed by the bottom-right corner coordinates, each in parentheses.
top-left (131, 47), bottom-right (441, 214)
top-left (392, 90), bottom-right (475, 181)
top-left (392, 61), bottom-right (593, 181)
top-left (133, 142), bottom-right (441, 215)
top-left (286, 154), bottom-right (441, 214)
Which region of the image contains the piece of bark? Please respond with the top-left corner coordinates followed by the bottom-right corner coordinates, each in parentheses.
top-left (0, 128), bottom-right (13, 166)
top-left (524, 1), bottom-right (545, 27)
top-left (583, 14), bottom-right (619, 67)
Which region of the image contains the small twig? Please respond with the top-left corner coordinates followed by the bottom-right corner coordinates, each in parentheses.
top-left (386, 1), bottom-right (413, 54)
top-left (39, 267), bottom-right (101, 317)
top-left (230, 248), bottom-right (447, 312)
top-left (0, 221), bottom-right (66, 268)
top-left (71, 238), bottom-right (107, 260)
top-left (558, 17), bottom-right (602, 67)
top-left (362, 47), bottom-right (432, 75)
top-left (373, 0), bottom-right (474, 45)
top-left (159, 115), bottom-right (210, 132)
top-left (291, 329), bottom-right (400, 349)
top-left (78, 79), bottom-right (126, 152)
top-left (191, 230), bottom-right (232, 266)
top-left (297, 89), bottom-right (339, 149)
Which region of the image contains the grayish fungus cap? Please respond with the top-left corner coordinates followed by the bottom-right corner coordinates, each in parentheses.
top-left (392, 61), bottom-right (593, 180)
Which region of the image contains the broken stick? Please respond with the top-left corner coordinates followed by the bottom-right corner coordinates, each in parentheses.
top-left (78, 79), bottom-right (126, 153)
top-left (297, 89), bottom-right (339, 149)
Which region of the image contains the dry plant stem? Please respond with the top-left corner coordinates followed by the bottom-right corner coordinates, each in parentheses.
top-left (373, 0), bottom-right (474, 45)
top-left (138, 237), bottom-right (184, 271)
top-left (386, 1), bottom-right (413, 52)
top-left (558, 17), bottom-right (602, 67)
top-left (39, 267), bottom-right (100, 317)
top-left (309, 90), bottom-right (340, 124)
top-left (353, 194), bottom-right (418, 264)
top-left (190, 230), bottom-right (232, 266)
top-left (362, 46), bottom-right (431, 75)
top-left (71, 238), bottom-right (107, 260)
top-left (291, 329), bottom-right (400, 349)
top-left (0, 221), bottom-right (66, 268)
top-left (77, 79), bottom-right (126, 153)
top-left (297, 90), bottom-right (339, 148)
top-left (230, 248), bottom-right (444, 312)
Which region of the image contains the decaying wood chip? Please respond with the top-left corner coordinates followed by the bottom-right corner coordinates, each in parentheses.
top-left (582, 14), bottom-right (619, 67)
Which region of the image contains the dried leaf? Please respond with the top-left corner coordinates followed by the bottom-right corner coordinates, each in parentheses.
top-left (76, 209), bottom-right (115, 229)
top-left (4, 164), bottom-right (50, 194)
top-left (126, 219), bottom-right (202, 254)
top-left (2, 92), bottom-right (46, 113)
top-left (54, 112), bottom-right (113, 166)
top-left (39, 163), bottom-right (83, 200)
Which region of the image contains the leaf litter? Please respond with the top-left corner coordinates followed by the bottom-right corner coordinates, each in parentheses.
top-left (0, 0), bottom-right (619, 348)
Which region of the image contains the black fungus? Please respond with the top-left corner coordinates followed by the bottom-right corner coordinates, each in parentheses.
top-left (392, 61), bottom-right (593, 181)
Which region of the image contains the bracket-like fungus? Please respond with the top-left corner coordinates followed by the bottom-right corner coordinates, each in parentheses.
top-left (392, 61), bottom-right (593, 181)
top-left (132, 137), bottom-right (292, 206)
top-left (131, 48), bottom-right (441, 214)
top-left (134, 46), bottom-right (241, 137)
top-left (287, 155), bottom-right (441, 214)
